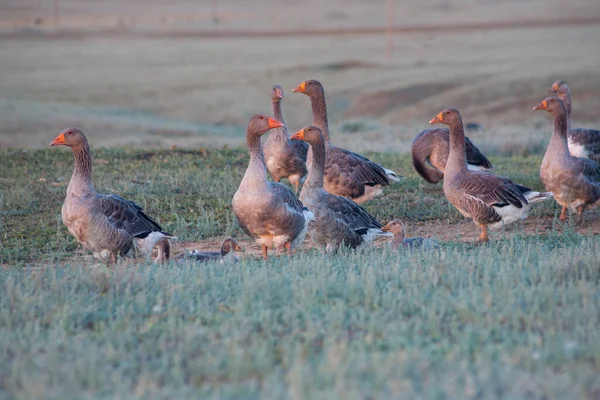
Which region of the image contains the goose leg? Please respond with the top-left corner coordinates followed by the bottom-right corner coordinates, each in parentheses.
top-left (110, 252), bottom-right (118, 266)
top-left (559, 206), bottom-right (568, 222)
top-left (577, 206), bottom-right (586, 224)
top-left (294, 180), bottom-right (300, 196)
top-left (477, 224), bottom-right (489, 243)
top-left (261, 245), bottom-right (268, 260)
top-left (284, 242), bottom-right (292, 257)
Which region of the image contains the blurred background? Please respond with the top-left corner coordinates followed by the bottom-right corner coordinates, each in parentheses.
top-left (1, 0), bottom-right (599, 154)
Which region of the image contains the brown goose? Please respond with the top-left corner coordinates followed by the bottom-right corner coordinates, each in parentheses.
top-left (293, 80), bottom-right (401, 204)
top-left (381, 219), bottom-right (438, 249)
top-left (263, 85), bottom-right (308, 194)
top-left (411, 128), bottom-right (493, 183)
top-left (290, 126), bottom-right (392, 252)
top-left (549, 81), bottom-right (600, 163)
top-left (534, 96), bottom-right (600, 222)
top-left (429, 109), bottom-right (552, 242)
top-left (50, 128), bottom-right (174, 264)
top-left (232, 115), bottom-right (314, 260)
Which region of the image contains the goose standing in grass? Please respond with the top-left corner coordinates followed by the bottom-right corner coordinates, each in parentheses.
top-left (290, 126), bottom-right (392, 251)
top-left (50, 128), bottom-right (174, 264)
top-left (232, 115), bottom-right (314, 260)
top-left (263, 85), bottom-right (308, 194)
top-left (293, 79), bottom-right (401, 204)
top-left (411, 128), bottom-right (493, 183)
top-left (549, 81), bottom-right (600, 163)
top-left (429, 109), bottom-right (552, 243)
top-left (381, 219), bottom-right (438, 249)
top-left (534, 96), bottom-right (600, 222)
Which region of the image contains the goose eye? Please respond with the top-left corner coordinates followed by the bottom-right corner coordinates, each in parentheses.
top-left (446, 111), bottom-right (450, 115)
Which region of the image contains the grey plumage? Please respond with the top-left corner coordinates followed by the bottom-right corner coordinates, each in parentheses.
top-left (263, 85), bottom-right (308, 193)
top-left (50, 128), bottom-right (173, 264)
top-left (535, 96), bottom-right (600, 222)
top-left (549, 80), bottom-right (600, 164)
top-left (430, 109), bottom-right (552, 242)
top-left (293, 79), bottom-right (400, 204)
top-left (232, 115), bottom-right (314, 260)
top-left (411, 128), bottom-right (493, 183)
top-left (291, 126), bottom-right (390, 252)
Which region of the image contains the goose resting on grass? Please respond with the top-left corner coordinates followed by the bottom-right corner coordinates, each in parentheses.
top-left (232, 115), bottom-right (314, 260)
top-left (429, 109), bottom-right (552, 243)
top-left (411, 128), bottom-right (493, 183)
top-left (381, 219), bottom-right (438, 249)
top-left (293, 79), bottom-right (401, 204)
top-left (534, 96), bottom-right (600, 222)
top-left (290, 126), bottom-right (392, 252)
top-left (263, 85), bottom-right (308, 194)
top-left (168, 237), bottom-right (243, 264)
top-left (50, 128), bottom-right (174, 264)
top-left (549, 81), bottom-right (600, 164)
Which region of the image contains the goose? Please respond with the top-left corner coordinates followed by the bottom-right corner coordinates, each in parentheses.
top-left (293, 79), bottom-right (401, 204)
top-left (290, 126), bottom-right (392, 252)
top-left (381, 219), bottom-right (438, 249)
top-left (232, 115), bottom-right (314, 260)
top-left (534, 96), bottom-right (600, 222)
top-left (171, 237), bottom-right (242, 264)
top-left (549, 81), bottom-right (600, 163)
top-left (429, 109), bottom-right (552, 242)
top-left (50, 128), bottom-right (174, 264)
top-left (411, 128), bottom-right (493, 183)
top-left (263, 85), bottom-right (308, 194)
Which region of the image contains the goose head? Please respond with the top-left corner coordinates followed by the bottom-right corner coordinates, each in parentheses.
top-left (50, 128), bottom-right (87, 148)
top-left (429, 108), bottom-right (461, 126)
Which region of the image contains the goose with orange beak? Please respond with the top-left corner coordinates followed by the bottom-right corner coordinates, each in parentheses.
top-left (535, 96), bottom-right (600, 223)
top-left (50, 128), bottom-right (175, 264)
top-left (262, 85), bottom-right (308, 194)
top-left (232, 115), bottom-right (314, 260)
top-left (292, 79), bottom-right (401, 204)
top-left (290, 125), bottom-right (391, 252)
top-left (548, 80), bottom-right (600, 164)
top-left (429, 109), bottom-right (552, 243)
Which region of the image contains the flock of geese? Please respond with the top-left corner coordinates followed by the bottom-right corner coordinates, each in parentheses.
top-left (49, 79), bottom-right (600, 264)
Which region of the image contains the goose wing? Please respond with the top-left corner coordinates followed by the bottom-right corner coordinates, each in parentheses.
top-left (96, 194), bottom-right (169, 238)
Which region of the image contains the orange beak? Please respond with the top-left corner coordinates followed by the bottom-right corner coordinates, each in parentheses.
top-left (292, 81), bottom-right (306, 93)
top-left (50, 132), bottom-right (66, 146)
top-left (429, 112), bottom-right (444, 125)
top-left (549, 83), bottom-right (559, 93)
top-left (267, 117), bottom-right (284, 129)
top-left (290, 129), bottom-right (304, 141)
top-left (234, 243), bottom-right (243, 252)
top-left (380, 222), bottom-right (391, 232)
top-left (533, 100), bottom-right (547, 111)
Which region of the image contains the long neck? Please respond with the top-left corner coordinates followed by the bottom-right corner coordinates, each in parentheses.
top-left (558, 91), bottom-right (572, 120)
top-left (304, 139), bottom-right (326, 190)
top-left (309, 92), bottom-right (331, 145)
top-left (445, 119), bottom-right (468, 175)
top-left (272, 100), bottom-right (285, 125)
top-left (243, 132), bottom-right (268, 186)
top-left (547, 107), bottom-right (571, 158)
top-left (68, 142), bottom-right (95, 195)
top-left (270, 100), bottom-right (288, 139)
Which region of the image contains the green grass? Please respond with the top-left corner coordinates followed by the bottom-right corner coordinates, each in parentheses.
top-left (0, 147), bottom-right (599, 398)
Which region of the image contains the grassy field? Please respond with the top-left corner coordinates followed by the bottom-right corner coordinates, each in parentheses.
top-left (2, 0), bottom-right (600, 397)
top-left (1, 147), bottom-right (600, 398)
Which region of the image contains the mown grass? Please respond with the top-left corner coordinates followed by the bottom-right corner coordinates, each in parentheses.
top-left (1, 147), bottom-right (599, 398)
